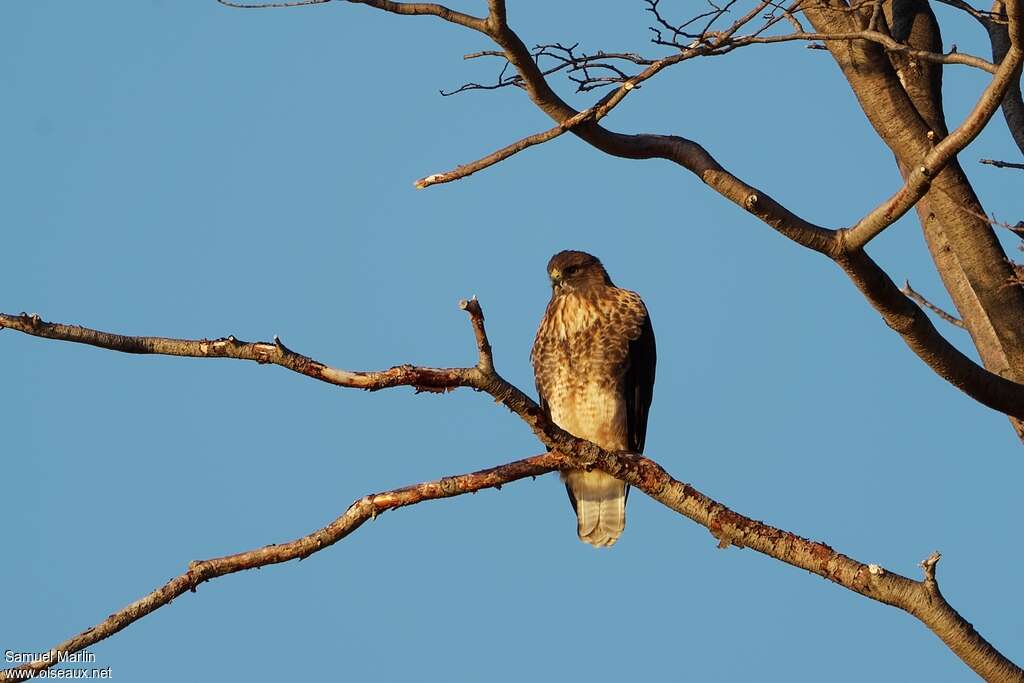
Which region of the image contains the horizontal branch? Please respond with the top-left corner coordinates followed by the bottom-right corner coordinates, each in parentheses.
top-left (0, 312), bottom-right (475, 394)
top-left (3, 300), bottom-right (1021, 681)
top-left (216, 0), bottom-right (328, 7)
top-left (980, 157), bottom-right (1024, 168)
top-left (737, 29), bottom-right (996, 72)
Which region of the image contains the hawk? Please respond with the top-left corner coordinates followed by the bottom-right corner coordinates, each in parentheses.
top-left (531, 250), bottom-right (656, 547)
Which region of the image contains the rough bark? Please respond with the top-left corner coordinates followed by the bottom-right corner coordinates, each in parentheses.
top-left (803, 0), bottom-right (1024, 439)
top-left (987, 0), bottom-right (1024, 154)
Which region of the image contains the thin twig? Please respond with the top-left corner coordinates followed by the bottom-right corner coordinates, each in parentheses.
top-left (980, 157), bottom-right (1024, 169)
top-left (415, 91), bottom-right (616, 187)
top-left (901, 281), bottom-right (966, 328)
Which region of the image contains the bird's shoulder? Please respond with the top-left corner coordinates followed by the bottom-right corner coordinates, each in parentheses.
top-left (531, 285), bottom-right (649, 366)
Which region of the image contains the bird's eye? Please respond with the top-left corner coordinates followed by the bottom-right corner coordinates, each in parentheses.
top-left (564, 265), bottom-right (579, 276)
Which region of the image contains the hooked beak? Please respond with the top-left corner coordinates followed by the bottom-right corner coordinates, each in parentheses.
top-left (549, 268), bottom-right (562, 289)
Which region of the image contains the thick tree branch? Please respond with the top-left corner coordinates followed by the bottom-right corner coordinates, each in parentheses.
top-left (803, 0), bottom-right (1024, 442)
top-left (834, 252), bottom-right (1024, 418)
top-left (3, 301), bottom-right (1021, 681)
top-left (985, 0), bottom-right (1024, 154)
top-left (840, 9), bottom-right (1023, 249)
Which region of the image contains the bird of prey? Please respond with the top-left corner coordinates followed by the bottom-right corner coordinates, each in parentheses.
top-left (531, 250), bottom-right (656, 547)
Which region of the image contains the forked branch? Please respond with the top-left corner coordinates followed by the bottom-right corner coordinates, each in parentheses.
top-left (2, 301), bottom-right (1022, 681)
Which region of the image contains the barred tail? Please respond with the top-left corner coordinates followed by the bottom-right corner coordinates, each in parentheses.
top-left (564, 470), bottom-right (627, 548)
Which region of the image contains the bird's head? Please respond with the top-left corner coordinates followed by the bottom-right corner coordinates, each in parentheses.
top-left (547, 250), bottom-right (612, 294)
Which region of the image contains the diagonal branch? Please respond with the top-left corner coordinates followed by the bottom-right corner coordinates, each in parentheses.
top-left (344, 0), bottom-right (487, 31)
top-left (415, 95), bottom-right (619, 188)
top-left (3, 299), bottom-right (1021, 681)
top-left (0, 452), bottom-right (563, 682)
top-left (936, 0), bottom-right (1024, 157)
top-left (902, 280), bottom-right (967, 328)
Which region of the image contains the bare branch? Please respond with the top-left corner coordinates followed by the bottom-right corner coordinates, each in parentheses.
top-left (735, 30), bottom-right (996, 71)
top-left (987, 1), bottom-right (1024, 155)
top-left (0, 452), bottom-right (563, 682)
top-left (901, 280), bottom-right (967, 327)
top-left (934, 0), bottom-right (1008, 23)
top-left (445, 44), bottom-right (658, 97)
top-left (920, 550), bottom-right (943, 585)
top-left (2, 301), bottom-right (1021, 681)
top-left (415, 90), bottom-right (618, 188)
top-left (459, 296), bottom-right (494, 372)
top-left (840, 18), bottom-right (1023, 250)
top-left (0, 312), bottom-right (475, 394)
top-left (415, 123), bottom-right (565, 187)
top-left (346, 0), bottom-right (488, 33)
top-left (980, 156), bottom-right (1024, 168)
top-left (216, 0), bottom-right (328, 7)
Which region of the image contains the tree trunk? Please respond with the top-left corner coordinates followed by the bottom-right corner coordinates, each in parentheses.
top-left (805, 0), bottom-right (1024, 439)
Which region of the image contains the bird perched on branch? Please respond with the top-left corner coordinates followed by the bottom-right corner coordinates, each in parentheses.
top-left (531, 250), bottom-right (656, 547)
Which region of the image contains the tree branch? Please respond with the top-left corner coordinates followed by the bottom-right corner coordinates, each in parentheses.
top-left (0, 452), bottom-right (563, 682)
top-left (901, 280), bottom-right (967, 327)
top-left (980, 156), bottom-right (1024, 168)
top-left (3, 301), bottom-right (1021, 681)
top-left (841, 10), bottom-right (1023, 249)
top-left (415, 95), bottom-right (619, 188)
top-left (216, 0), bottom-right (329, 7)
top-left (737, 29), bottom-right (996, 71)
top-left (799, 0), bottom-right (1024, 443)
top-left (344, 0), bottom-right (488, 32)
top-left (985, 0), bottom-right (1024, 155)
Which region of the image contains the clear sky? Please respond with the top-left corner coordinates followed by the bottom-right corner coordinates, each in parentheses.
top-left (2, 1), bottom-right (1022, 681)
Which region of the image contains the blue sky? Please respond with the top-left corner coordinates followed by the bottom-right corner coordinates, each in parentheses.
top-left (2, 1), bottom-right (1022, 680)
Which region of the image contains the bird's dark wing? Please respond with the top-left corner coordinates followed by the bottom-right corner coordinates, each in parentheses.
top-left (624, 310), bottom-right (656, 454)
